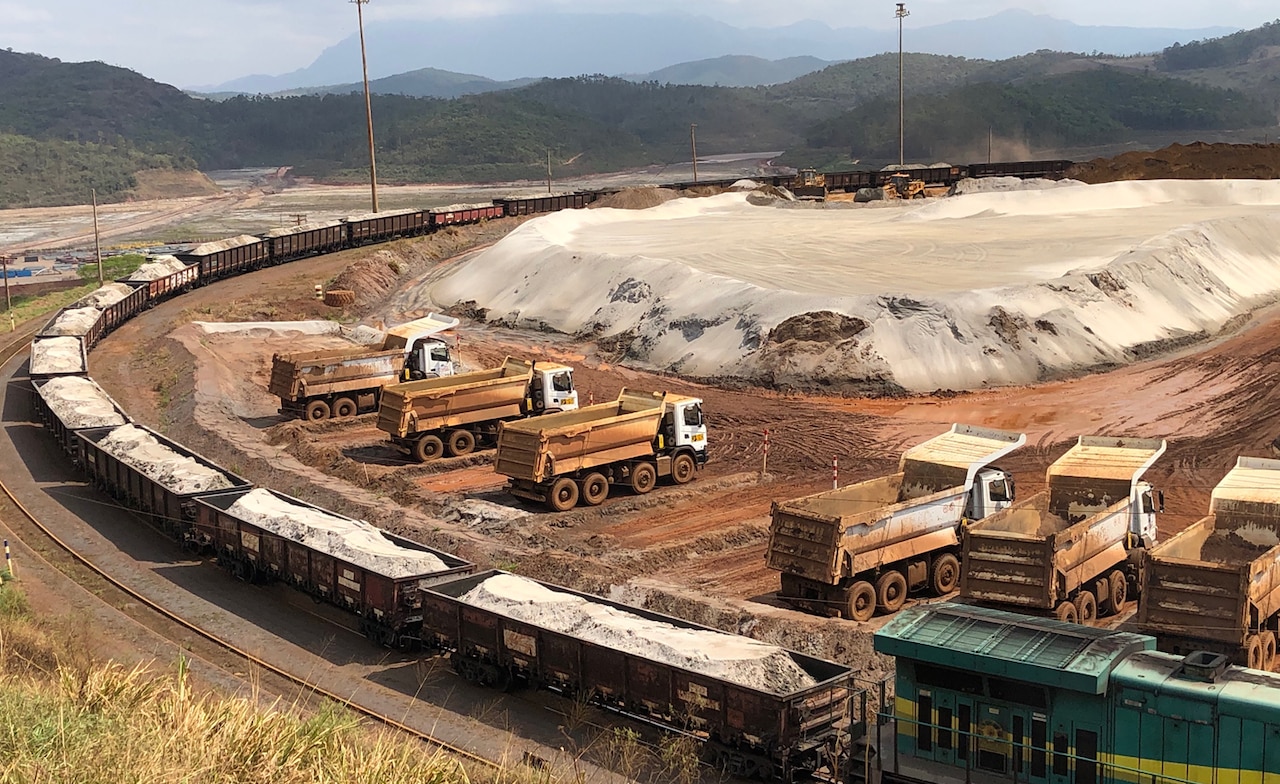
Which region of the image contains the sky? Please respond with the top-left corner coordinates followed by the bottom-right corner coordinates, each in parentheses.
top-left (1, 0), bottom-right (1275, 88)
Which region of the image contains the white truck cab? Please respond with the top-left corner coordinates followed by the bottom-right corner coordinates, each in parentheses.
top-left (966, 467), bottom-right (1017, 520)
top-left (530, 365), bottom-right (579, 413)
top-left (385, 313), bottom-right (460, 381)
top-left (1132, 480), bottom-right (1163, 548)
top-left (665, 398), bottom-right (708, 463)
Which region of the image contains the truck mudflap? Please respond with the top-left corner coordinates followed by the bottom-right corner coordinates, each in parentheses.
top-left (507, 478), bottom-right (549, 504)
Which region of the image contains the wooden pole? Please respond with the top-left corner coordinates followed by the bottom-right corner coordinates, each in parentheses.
top-left (547, 150), bottom-right (552, 194)
top-left (690, 124), bottom-right (699, 184)
top-left (2, 256), bottom-right (12, 332)
top-left (92, 188), bottom-right (103, 284)
top-left (353, 0), bottom-right (379, 213)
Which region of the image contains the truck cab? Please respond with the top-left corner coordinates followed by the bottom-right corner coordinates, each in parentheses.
top-left (1131, 480), bottom-right (1162, 548)
top-left (663, 398), bottom-right (708, 464)
top-left (965, 467), bottom-right (1016, 520)
top-left (530, 365), bottom-right (579, 413)
top-left (402, 337), bottom-right (457, 381)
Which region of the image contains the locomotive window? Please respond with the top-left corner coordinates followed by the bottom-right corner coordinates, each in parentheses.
top-left (1053, 731), bottom-right (1069, 777)
top-left (937, 707), bottom-right (953, 750)
top-left (1075, 729), bottom-right (1097, 784)
top-left (988, 677), bottom-right (1048, 708)
top-left (1031, 719), bottom-right (1047, 777)
top-left (958, 705), bottom-right (972, 762)
top-left (915, 662), bottom-right (984, 695)
top-left (1013, 715), bottom-right (1026, 774)
top-left (917, 693), bottom-right (933, 752)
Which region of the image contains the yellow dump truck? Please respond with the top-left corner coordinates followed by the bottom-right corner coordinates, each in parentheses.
top-left (1140, 456), bottom-right (1280, 671)
top-left (767, 425), bottom-right (1026, 621)
top-left (376, 357), bottom-right (578, 462)
top-left (269, 314), bottom-right (458, 421)
top-left (961, 435), bottom-right (1166, 624)
top-left (494, 388), bottom-right (707, 511)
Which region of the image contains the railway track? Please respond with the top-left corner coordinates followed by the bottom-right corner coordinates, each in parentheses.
top-left (0, 330), bottom-right (505, 776)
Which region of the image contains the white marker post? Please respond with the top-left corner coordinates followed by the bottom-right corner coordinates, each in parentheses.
top-left (762, 429), bottom-right (770, 476)
top-left (3, 539), bottom-right (11, 579)
top-left (832, 457), bottom-right (839, 490)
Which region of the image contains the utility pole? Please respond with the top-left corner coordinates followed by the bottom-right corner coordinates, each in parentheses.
top-left (2, 255), bottom-right (12, 332)
top-left (547, 150), bottom-right (552, 194)
top-left (690, 124), bottom-right (699, 184)
top-left (352, 0), bottom-right (379, 213)
top-left (92, 187), bottom-right (103, 284)
top-left (896, 2), bottom-right (910, 167)
top-left (988, 127), bottom-right (993, 164)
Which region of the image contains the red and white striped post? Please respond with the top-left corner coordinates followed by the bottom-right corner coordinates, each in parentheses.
top-left (3, 539), bottom-right (11, 578)
top-left (762, 429), bottom-right (770, 476)
top-left (588, 390), bottom-right (594, 406)
top-left (832, 457), bottom-right (839, 490)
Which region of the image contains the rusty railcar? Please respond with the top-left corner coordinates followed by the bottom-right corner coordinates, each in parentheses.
top-left (30, 377), bottom-right (130, 459)
top-left (343, 208), bottom-right (429, 246)
top-left (176, 235), bottom-right (269, 284)
top-left (429, 204), bottom-right (504, 227)
top-left (493, 193), bottom-right (591, 217)
top-left (262, 220), bottom-right (346, 263)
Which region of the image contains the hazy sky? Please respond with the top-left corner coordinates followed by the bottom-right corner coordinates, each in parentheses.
top-left (1, 0), bottom-right (1274, 87)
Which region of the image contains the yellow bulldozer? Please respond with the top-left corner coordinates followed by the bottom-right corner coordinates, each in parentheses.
top-left (792, 168), bottom-right (828, 200)
top-left (882, 172), bottom-right (927, 199)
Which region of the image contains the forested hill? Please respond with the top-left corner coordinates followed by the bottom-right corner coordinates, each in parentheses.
top-left (0, 25), bottom-right (1278, 208)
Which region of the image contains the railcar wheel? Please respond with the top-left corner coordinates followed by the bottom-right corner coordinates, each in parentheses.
top-left (332, 397), bottom-right (357, 418)
top-left (875, 570), bottom-right (908, 614)
top-left (304, 399), bottom-right (331, 421)
top-left (413, 434), bottom-right (444, 462)
top-left (671, 453), bottom-right (697, 485)
top-left (1263, 632), bottom-right (1278, 671)
top-left (1248, 634), bottom-right (1265, 670)
top-left (446, 429), bottom-right (476, 457)
top-left (1074, 590), bottom-right (1097, 624)
top-left (548, 477), bottom-right (580, 512)
top-left (631, 462), bottom-right (657, 495)
top-left (846, 581), bottom-right (876, 622)
top-left (1054, 601), bottom-right (1078, 624)
top-left (1108, 569), bottom-right (1129, 614)
top-left (579, 473), bottom-right (609, 506)
top-left (931, 553), bottom-right (961, 595)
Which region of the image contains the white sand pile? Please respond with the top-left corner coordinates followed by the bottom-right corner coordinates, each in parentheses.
top-left (38, 376), bottom-right (127, 429)
top-left (97, 424), bottom-right (234, 494)
top-left (952, 176), bottom-right (1084, 195)
top-left (345, 325), bottom-right (389, 345)
top-left (226, 488), bottom-right (447, 578)
top-left (76, 282), bottom-right (135, 308)
top-left (423, 180), bottom-right (1280, 392)
top-left (30, 337), bottom-right (85, 375)
top-left (193, 320), bottom-right (344, 337)
top-left (462, 573), bottom-right (818, 694)
top-left (43, 307), bottom-right (101, 337)
top-left (125, 255), bottom-right (193, 283)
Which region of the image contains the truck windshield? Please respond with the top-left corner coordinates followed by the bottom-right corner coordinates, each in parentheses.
top-left (430, 345), bottom-right (450, 362)
top-left (684, 403), bottom-right (703, 427)
top-left (552, 372), bottom-right (573, 392)
top-left (988, 478), bottom-right (1009, 503)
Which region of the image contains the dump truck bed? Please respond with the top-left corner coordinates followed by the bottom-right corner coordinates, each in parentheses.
top-left (1141, 457), bottom-right (1280, 649)
top-left (767, 425), bottom-right (1026, 584)
top-left (268, 346), bottom-right (402, 399)
top-left (494, 389), bottom-right (671, 482)
top-left (376, 357), bottom-right (536, 436)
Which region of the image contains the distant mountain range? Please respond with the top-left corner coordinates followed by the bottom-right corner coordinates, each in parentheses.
top-left (197, 10), bottom-right (1235, 95)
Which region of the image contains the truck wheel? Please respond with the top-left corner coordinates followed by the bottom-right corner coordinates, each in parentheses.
top-left (332, 397), bottom-right (357, 418)
top-left (846, 581), bottom-right (876, 622)
top-left (413, 434), bottom-right (444, 462)
top-left (1264, 632), bottom-right (1278, 671)
top-left (930, 553), bottom-right (961, 595)
top-left (304, 400), bottom-right (331, 421)
top-left (1074, 589), bottom-right (1097, 624)
top-left (446, 430), bottom-right (476, 457)
top-left (1054, 602), bottom-right (1078, 624)
top-left (1248, 634), bottom-right (1265, 670)
top-left (579, 473), bottom-right (609, 506)
top-left (875, 571), bottom-right (908, 614)
top-left (671, 453), bottom-right (696, 484)
top-left (548, 477), bottom-right (580, 512)
top-left (1108, 569), bottom-right (1129, 614)
top-left (631, 463), bottom-right (657, 495)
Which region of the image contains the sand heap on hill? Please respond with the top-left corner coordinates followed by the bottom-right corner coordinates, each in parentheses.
top-left (462, 573), bottom-right (818, 694)
top-left (418, 179), bottom-right (1280, 393)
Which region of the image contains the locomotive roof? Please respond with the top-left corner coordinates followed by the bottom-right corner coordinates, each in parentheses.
top-left (875, 603), bottom-right (1155, 694)
top-left (1111, 650), bottom-right (1280, 725)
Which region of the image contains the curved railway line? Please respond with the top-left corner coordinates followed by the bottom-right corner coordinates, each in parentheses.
top-left (0, 328), bottom-right (509, 776)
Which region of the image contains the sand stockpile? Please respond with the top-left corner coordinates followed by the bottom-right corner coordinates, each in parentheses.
top-left (97, 424), bottom-right (234, 495)
top-left (43, 307), bottom-right (102, 337)
top-left (589, 187), bottom-right (682, 210)
top-left (30, 336), bottom-right (85, 375)
top-left (75, 282), bottom-right (134, 308)
top-left (421, 180), bottom-right (1280, 393)
top-left (226, 488), bottom-right (447, 578)
top-left (37, 376), bottom-right (127, 430)
top-left (462, 573), bottom-right (818, 694)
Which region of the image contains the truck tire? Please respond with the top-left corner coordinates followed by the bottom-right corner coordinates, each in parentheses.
top-left (548, 477), bottom-right (580, 512)
top-left (304, 399), bottom-right (331, 421)
top-left (579, 473), bottom-right (609, 506)
top-left (875, 571), bottom-right (908, 614)
top-left (1108, 569), bottom-right (1128, 614)
top-left (631, 462), bottom-right (657, 495)
top-left (1264, 631), bottom-right (1278, 671)
top-left (1248, 634), bottom-right (1265, 670)
top-left (1074, 589), bottom-right (1097, 624)
top-left (671, 453), bottom-right (696, 484)
top-left (846, 581), bottom-right (876, 622)
top-left (332, 397), bottom-right (357, 418)
top-left (930, 553), bottom-right (961, 595)
top-left (446, 430), bottom-right (476, 457)
top-left (413, 434), bottom-right (445, 462)
top-left (1054, 602), bottom-right (1078, 624)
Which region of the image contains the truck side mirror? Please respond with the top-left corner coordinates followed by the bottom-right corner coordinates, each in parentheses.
top-left (1158, 490), bottom-right (1165, 513)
